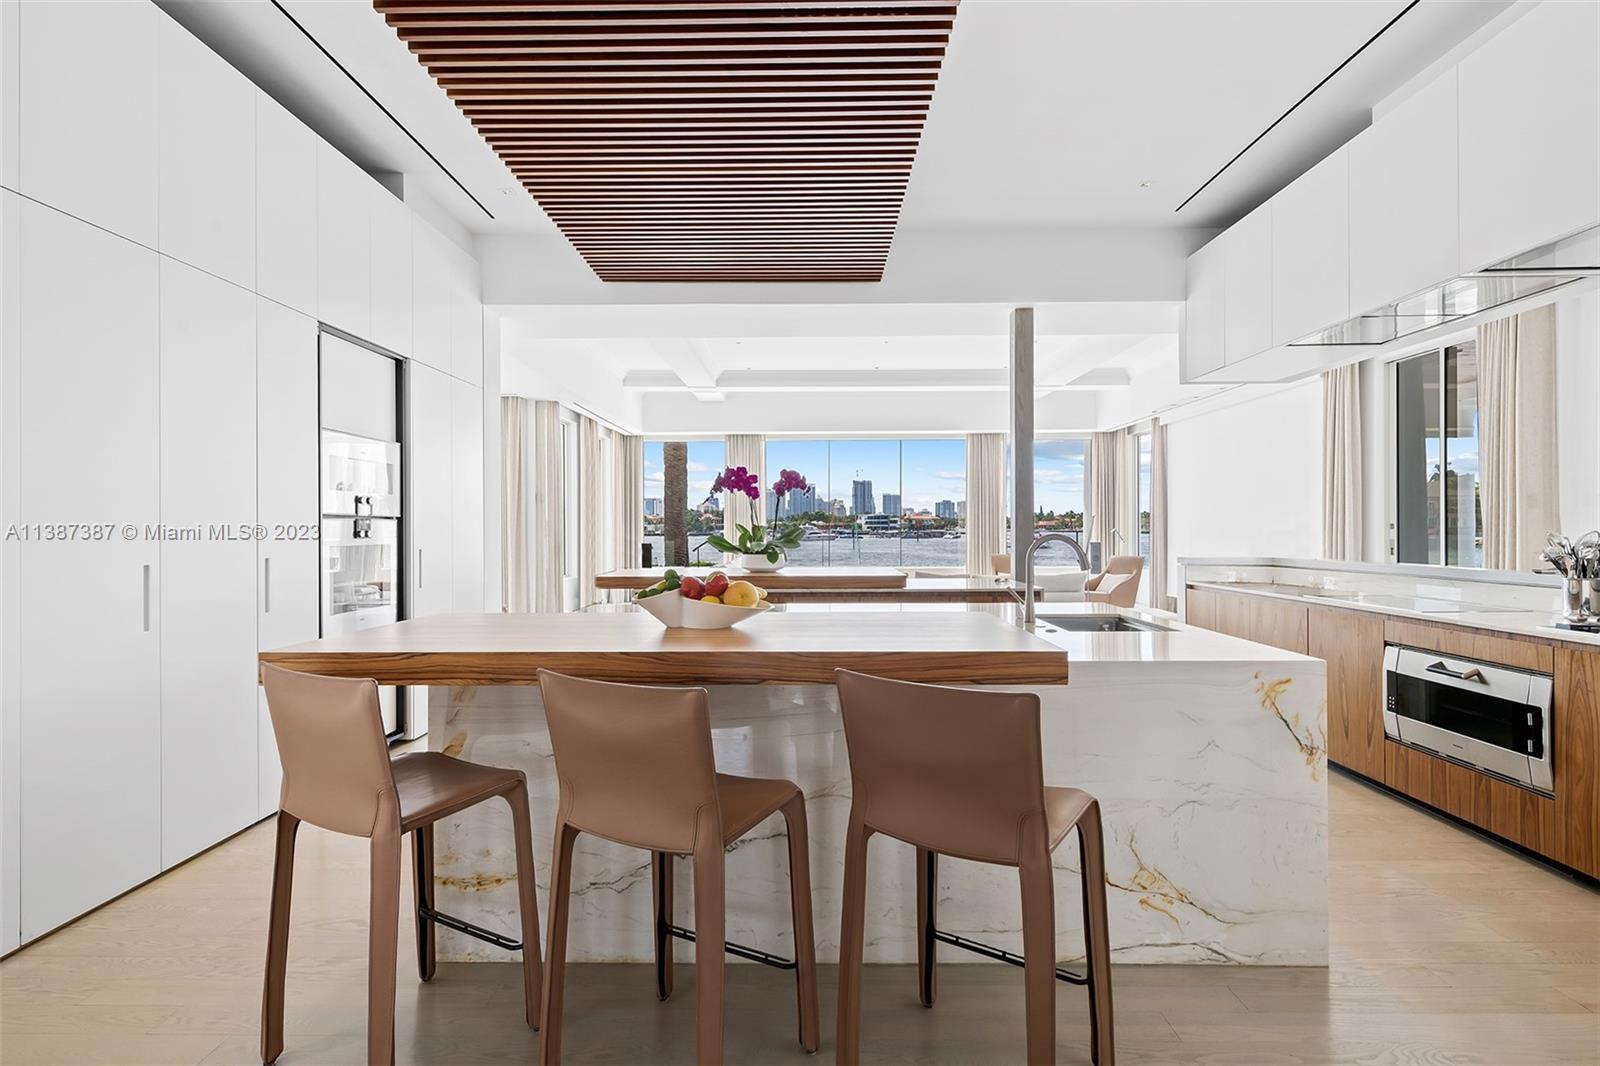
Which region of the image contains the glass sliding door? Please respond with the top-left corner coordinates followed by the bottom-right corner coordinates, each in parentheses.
top-left (1395, 343), bottom-right (1481, 566)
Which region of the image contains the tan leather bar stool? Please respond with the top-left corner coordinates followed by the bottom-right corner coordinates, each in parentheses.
top-left (833, 669), bottom-right (1114, 1066)
top-left (259, 664), bottom-right (542, 1066)
top-left (535, 669), bottom-right (819, 1066)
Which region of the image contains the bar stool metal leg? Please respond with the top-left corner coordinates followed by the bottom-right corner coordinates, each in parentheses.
top-left (260, 813), bottom-right (299, 1065)
top-left (411, 826), bottom-right (436, 983)
top-left (652, 851), bottom-right (674, 1001)
top-left (781, 793), bottom-right (820, 1052)
top-left (1077, 803), bottom-right (1115, 1066)
top-left (915, 847), bottom-right (937, 1008)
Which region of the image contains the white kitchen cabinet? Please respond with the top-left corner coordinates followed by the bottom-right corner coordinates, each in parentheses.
top-left (410, 217), bottom-right (453, 373)
top-left (256, 299), bottom-right (319, 818)
top-left (158, 15), bottom-right (255, 289)
top-left (1181, 236), bottom-right (1226, 381)
top-left (158, 259), bottom-right (259, 868)
top-left (2, 2), bottom-right (19, 189)
top-left (1349, 69), bottom-right (1460, 314)
top-left (452, 379), bottom-right (485, 611)
top-left (316, 142), bottom-right (372, 339)
top-left (18, 0), bottom-right (159, 246)
top-left (1223, 203), bottom-right (1272, 364)
top-left (409, 361), bottom-right (454, 617)
top-left (16, 202), bottom-right (161, 939)
top-left (370, 187), bottom-right (413, 356)
top-left (256, 93), bottom-right (318, 316)
top-left (1272, 147), bottom-right (1350, 346)
top-left (1458, 0), bottom-right (1600, 271)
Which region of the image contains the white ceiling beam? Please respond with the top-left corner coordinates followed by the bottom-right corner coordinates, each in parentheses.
top-left (620, 367), bottom-right (1134, 393)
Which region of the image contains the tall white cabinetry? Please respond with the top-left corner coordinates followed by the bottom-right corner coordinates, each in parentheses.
top-left (157, 16), bottom-right (255, 289)
top-left (1457, 0), bottom-right (1600, 270)
top-left (14, 202), bottom-right (162, 941)
top-left (18, 0), bottom-right (159, 246)
top-left (1, 0), bottom-right (491, 946)
top-left (158, 261), bottom-right (259, 867)
top-left (255, 302), bottom-right (320, 817)
top-left (1348, 69), bottom-right (1460, 313)
top-left (409, 362), bottom-right (456, 618)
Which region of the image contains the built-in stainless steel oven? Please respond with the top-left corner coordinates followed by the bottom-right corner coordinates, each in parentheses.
top-left (1383, 644), bottom-right (1554, 795)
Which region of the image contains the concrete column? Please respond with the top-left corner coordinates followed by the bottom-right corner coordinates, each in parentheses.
top-left (663, 441), bottom-right (688, 566)
top-left (1009, 307), bottom-right (1034, 581)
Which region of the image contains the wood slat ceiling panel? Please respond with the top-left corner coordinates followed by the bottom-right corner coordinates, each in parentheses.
top-left (377, 0), bottom-right (957, 281)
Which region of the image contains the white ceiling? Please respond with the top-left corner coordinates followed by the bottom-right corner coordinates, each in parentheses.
top-left (164, 0), bottom-right (1511, 237)
top-left (160, 0), bottom-right (1510, 430)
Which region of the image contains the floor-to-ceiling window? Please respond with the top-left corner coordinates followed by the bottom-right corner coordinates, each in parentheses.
top-left (1033, 437), bottom-right (1088, 561)
top-left (1135, 430), bottom-right (1153, 603)
top-left (1395, 342), bottom-right (1481, 566)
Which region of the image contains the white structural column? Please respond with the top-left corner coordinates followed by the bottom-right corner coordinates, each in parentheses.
top-left (1009, 307), bottom-right (1035, 580)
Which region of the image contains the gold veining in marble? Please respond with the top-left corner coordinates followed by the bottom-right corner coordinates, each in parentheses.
top-left (1254, 672), bottom-right (1326, 779)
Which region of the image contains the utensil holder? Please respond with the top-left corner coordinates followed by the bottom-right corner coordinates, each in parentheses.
top-left (1564, 578), bottom-right (1586, 621)
top-left (1586, 578), bottom-right (1600, 620)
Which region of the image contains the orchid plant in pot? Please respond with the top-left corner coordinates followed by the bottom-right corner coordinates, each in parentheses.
top-left (704, 467), bottom-right (809, 571)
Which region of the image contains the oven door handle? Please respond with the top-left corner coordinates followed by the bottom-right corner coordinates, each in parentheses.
top-left (1426, 661), bottom-right (1487, 684)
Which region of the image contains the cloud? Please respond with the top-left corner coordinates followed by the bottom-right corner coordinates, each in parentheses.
top-left (931, 470), bottom-right (965, 481)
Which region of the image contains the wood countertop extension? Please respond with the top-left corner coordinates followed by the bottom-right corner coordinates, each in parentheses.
top-left (596, 566), bottom-right (909, 591)
top-left (259, 611), bottom-right (1069, 687)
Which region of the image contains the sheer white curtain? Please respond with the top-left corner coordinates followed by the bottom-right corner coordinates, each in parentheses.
top-left (1480, 305), bottom-right (1559, 571)
top-left (965, 432), bottom-right (1007, 575)
top-left (1088, 430), bottom-right (1133, 557)
top-left (1321, 363), bottom-right (1363, 561)
top-left (723, 433), bottom-right (766, 539)
top-left (500, 397), bottom-right (530, 612)
top-left (1147, 419), bottom-right (1170, 610)
top-left (610, 434), bottom-right (644, 601)
top-left (578, 415), bottom-right (603, 608)
top-left (530, 400), bottom-right (562, 612)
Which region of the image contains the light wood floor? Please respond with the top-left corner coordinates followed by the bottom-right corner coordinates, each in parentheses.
top-left (1, 772), bottom-right (1596, 1065)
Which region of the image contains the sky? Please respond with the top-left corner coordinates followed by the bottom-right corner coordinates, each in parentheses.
top-left (645, 437), bottom-right (1088, 518)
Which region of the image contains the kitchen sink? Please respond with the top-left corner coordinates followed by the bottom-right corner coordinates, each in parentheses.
top-left (1035, 615), bottom-right (1173, 633)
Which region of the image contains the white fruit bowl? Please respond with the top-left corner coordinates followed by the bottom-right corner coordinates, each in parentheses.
top-left (635, 593), bottom-right (771, 630)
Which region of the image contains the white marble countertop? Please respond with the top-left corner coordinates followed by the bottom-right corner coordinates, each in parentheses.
top-left (1186, 579), bottom-right (1600, 648)
top-left (763, 599), bottom-right (1321, 665)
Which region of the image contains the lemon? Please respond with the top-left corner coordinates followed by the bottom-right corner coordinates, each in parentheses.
top-left (702, 594), bottom-right (722, 604)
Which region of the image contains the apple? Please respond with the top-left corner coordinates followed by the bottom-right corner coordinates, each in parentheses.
top-left (705, 572), bottom-right (730, 599)
top-left (679, 575), bottom-right (706, 600)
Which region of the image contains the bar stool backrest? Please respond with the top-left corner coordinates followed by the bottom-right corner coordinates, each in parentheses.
top-left (537, 669), bottom-right (720, 854)
top-left (260, 663), bottom-right (399, 838)
top-left (834, 669), bottom-right (1046, 865)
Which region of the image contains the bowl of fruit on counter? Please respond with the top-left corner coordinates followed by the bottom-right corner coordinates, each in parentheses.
top-left (632, 569), bottom-right (771, 629)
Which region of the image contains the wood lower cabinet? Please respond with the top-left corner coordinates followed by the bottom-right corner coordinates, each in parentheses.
top-left (1308, 606), bottom-right (1385, 781)
top-left (1555, 647), bottom-right (1599, 876)
top-left (1186, 584), bottom-right (1600, 878)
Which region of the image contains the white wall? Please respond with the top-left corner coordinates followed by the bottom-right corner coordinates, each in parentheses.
top-left (1164, 380), bottom-right (1324, 592)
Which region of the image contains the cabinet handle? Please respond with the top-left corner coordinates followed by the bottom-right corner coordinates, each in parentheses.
top-left (264, 557), bottom-right (271, 614)
top-left (142, 564), bottom-right (151, 632)
top-left (417, 548), bottom-right (423, 588)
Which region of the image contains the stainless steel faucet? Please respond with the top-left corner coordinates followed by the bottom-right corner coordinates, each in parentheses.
top-left (1021, 532), bottom-right (1091, 626)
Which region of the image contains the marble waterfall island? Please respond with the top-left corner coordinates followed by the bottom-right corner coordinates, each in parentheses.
top-left (260, 608), bottom-right (1327, 968)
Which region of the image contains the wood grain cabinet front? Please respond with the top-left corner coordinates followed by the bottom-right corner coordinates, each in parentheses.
top-left (1308, 606), bottom-right (1385, 781)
